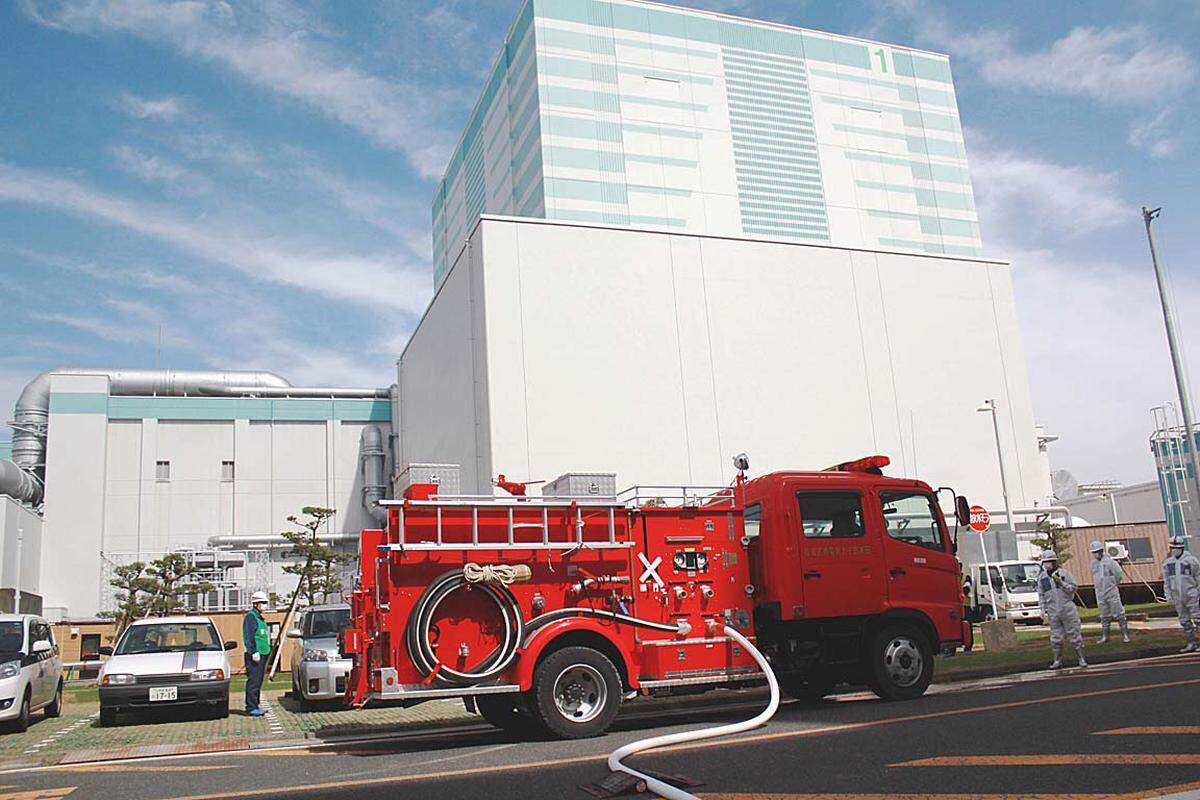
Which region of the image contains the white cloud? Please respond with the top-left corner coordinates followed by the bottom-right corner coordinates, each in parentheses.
top-left (118, 92), bottom-right (185, 120)
top-left (24, 0), bottom-right (455, 178)
top-left (110, 144), bottom-right (208, 192)
top-left (977, 27), bottom-right (1194, 103)
top-left (890, 4), bottom-right (1195, 104)
top-left (966, 130), bottom-right (1128, 242)
top-left (1128, 109), bottom-right (1178, 158)
top-left (0, 161), bottom-right (431, 314)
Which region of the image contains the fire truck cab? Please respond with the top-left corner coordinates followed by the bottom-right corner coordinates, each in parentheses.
top-left (343, 455), bottom-right (970, 739)
top-left (743, 457), bottom-right (969, 701)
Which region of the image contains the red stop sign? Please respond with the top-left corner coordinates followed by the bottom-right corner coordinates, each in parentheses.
top-left (969, 505), bottom-right (991, 533)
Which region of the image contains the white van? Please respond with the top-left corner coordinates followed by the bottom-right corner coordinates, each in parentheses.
top-left (965, 561), bottom-right (1044, 624)
top-left (0, 614), bottom-right (64, 732)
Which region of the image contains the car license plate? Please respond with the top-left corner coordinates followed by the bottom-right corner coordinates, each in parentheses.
top-left (148, 686), bottom-right (178, 702)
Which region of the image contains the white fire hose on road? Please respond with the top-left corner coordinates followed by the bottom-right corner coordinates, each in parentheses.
top-left (607, 625), bottom-right (781, 800)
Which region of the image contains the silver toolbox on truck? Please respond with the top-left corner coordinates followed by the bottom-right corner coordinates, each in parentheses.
top-left (394, 463), bottom-right (461, 496)
top-left (541, 472), bottom-right (616, 498)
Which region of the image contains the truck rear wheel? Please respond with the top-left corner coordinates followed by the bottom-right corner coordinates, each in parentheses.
top-left (475, 693), bottom-right (534, 735)
top-left (529, 647), bottom-right (621, 739)
top-left (864, 623), bottom-right (933, 701)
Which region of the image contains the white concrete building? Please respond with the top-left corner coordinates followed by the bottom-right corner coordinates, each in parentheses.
top-left (400, 214), bottom-right (1051, 521)
top-left (5, 372), bottom-right (391, 620)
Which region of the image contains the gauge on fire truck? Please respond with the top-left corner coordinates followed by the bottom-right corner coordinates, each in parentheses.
top-left (672, 551), bottom-right (709, 572)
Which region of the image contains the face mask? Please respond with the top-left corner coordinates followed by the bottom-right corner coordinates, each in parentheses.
top-left (1172, 548), bottom-right (1184, 558)
top-left (1094, 552), bottom-right (1103, 560)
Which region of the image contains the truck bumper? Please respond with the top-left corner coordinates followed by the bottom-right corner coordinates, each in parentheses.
top-left (100, 679), bottom-right (230, 712)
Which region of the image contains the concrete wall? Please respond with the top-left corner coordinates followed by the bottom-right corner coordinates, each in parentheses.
top-left (38, 373), bottom-right (390, 620)
top-left (0, 497), bottom-right (43, 613)
top-left (401, 215), bottom-right (1048, 517)
top-left (1063, 482), bottom-right (1166, 528)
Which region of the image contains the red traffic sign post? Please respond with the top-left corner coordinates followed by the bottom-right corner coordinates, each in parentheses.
top-left (969, 505), bottom-right (991, 533)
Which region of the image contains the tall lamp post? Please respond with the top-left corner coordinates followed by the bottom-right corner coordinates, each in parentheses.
top-left (1142, 207), bottom-right (1200, 546)
top-left (976, 399), bottom-right (1014, 617)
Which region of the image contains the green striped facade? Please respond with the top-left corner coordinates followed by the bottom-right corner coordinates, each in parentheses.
top-left (431, 0), bottom-right (981, 286)
top-left (46, 393), bottom-right (390, 422)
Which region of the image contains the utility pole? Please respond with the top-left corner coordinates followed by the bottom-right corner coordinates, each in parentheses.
top-left (1143, 207), bottom-right (1200, 543)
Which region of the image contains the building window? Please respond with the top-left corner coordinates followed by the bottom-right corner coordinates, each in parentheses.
top-left (221, 460), bottom-right (235, 482)
top-left (155, 460), bottom-right (170, 482)
top-left (1120, 538), bottom-right (1153, 562)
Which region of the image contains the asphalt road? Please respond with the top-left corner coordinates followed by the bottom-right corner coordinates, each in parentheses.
top-left (3, 652), bottom-right (1199, 800)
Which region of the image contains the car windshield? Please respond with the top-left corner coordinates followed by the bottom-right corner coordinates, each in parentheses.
top-left (304, 608), bottom-right (351, 639)
top-left (115, 622), bottom-right (222, 655)
top-left (0, 622), bottom-right (23, 654)
top-left (990, 564), bottom-right (1040, 593)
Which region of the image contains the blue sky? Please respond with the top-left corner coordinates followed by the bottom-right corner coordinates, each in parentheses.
top-left (1, 0), bottom-right (1198, 486)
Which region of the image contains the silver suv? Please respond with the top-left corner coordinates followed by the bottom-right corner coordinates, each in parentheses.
top-left (287, 604), bottom-right (351, 709)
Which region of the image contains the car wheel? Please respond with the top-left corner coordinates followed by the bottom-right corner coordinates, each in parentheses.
top-left (211, 691), bottom-right (230, 720)
top-left (45, 680), bottom-right (63, 718)
top-left (779, 669), bottom-right (839, 704)
top-left (528, 647), bottom-right (621, 740)
top-left (98, 706), bottom-right (117, 727)
top-left (475, 693), bottom-right (535, 735)
top-left (11, 692), bottom-right (30, 733)
top-left (864, 623), bottom-right (934, 701)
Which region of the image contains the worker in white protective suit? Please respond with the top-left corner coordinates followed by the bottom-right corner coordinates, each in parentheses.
top-left (1037, 549), bottom-right (1087, 669)
top-left (1090, 540), bottom-right (1130, 644)
top-left (1163, 536), bottom-right (1200, 653)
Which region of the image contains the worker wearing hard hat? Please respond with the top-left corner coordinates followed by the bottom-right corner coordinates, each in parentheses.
top-left (243, 591), bottom-right (272, 716)
top-left (1037, 549), bottom-right (1086, 669)
top-left (1163, 536), bottom-right (1200, 653)
top-left (1090, 541), bottom-right (1130, 644)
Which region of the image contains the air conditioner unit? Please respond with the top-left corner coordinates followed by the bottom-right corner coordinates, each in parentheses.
top-left (1105, 541), bottom-right (1129, 560)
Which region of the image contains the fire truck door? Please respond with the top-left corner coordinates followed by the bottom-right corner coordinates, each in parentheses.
top-left (874, 490), bottom-right (960, 616)
top-left (793, 490), bottom-right (885, 618)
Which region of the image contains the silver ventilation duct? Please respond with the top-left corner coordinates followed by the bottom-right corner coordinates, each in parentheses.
top-left (196, 385), bottom-right (388, 399)
top-left (360, 425), bottom-right (388, 525)
top-left (3, 368), bottom-right (291, 505)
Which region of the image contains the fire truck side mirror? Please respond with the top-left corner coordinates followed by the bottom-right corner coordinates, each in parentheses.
top-left (956, 496), bottom-right (971, 529)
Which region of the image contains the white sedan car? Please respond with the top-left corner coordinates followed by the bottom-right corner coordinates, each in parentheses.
top-left (98, 616), bottom-right (237, 726)
top-left (0, 614), bottom-right (63, 732)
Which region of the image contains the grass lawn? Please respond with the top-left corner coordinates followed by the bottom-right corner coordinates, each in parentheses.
top-left (64, 672), bottom-right (292, 707)
top-left (1078, 601), bottom-right (1171, 622)
top-left (938, 625), bottom-right (1184, 680)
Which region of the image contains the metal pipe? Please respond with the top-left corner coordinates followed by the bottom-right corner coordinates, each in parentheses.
top-left (206, 533), bottom-right (359, 547)
top-left (0, 459), bottom-right (41, 504)
top-left (989, 506), bottom-right (1075, 528)
top-left (9, 368), bottom-right (292, 505)
top-left (196, 385), bottom-right (387, 398)
top-left (360, 425), bottom-right (388, 525)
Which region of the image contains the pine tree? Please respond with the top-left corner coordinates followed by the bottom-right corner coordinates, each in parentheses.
top-left (280, 507), bottom-right (342, 606)
top-left (104, 561), bottom-right (153, 634)
top-left (1031, 521), bottom-right (1073, 567)
top-left (143, 554), bottom-right (215, 616)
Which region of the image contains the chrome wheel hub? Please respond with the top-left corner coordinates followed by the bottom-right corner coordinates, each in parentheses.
top-left (883, 636), bottom-right (923, 687)
top-left (552, 663), bottom-right (606, 723)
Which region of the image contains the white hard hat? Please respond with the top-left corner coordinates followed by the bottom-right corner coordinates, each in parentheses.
top-left (1169, 536), bottom-right (1186, 548)
top-left (1040, 549), bottom-right (1058, 563)
top-left (1090, 540), bottom-right (1104, 553)
top-left (250, 591), bottom-right (269, 604)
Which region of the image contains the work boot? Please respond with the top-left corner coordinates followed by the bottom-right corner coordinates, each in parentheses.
top-left (1120, 620), bottom-right (1132, 643)
top-left (1049, 644), bottom-right (1063, 670)
top-left (1075, 646), bottom-right (1088, 668)
top-left (1097, 622), bottom-right (1110, 645)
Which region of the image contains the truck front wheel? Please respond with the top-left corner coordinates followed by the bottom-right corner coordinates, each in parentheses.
top-left (529, 647), bottom-right (621, 739)
top-left (864, 623), bottom-right (933, 701)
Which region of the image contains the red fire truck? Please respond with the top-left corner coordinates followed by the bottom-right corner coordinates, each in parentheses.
top-left (344, 455), bottom-right (972, 739)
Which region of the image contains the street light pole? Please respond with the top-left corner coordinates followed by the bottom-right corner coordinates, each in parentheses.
top-left (1143, 206), bottom-right (1200, 544)
top-left (975, 399), bottom-right (1014, 618)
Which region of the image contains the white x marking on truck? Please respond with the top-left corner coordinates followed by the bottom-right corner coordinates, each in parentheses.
top-left (638, 553), bottom-right (665, 588)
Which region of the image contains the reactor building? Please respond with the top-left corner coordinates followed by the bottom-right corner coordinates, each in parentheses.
top-left (1, 0), bottom-right (1057, 621)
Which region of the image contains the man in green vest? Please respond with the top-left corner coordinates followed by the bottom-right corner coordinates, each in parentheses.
top-left (243, 591), bottom-right (271, 716)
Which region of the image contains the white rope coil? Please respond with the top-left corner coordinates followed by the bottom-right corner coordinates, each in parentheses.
top-left (463, 562), bottom-right (532, 585)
